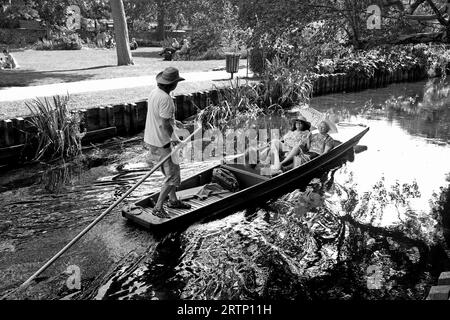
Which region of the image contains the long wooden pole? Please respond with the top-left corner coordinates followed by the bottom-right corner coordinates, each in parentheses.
top-left (19, 127), bottom-right (202, 290)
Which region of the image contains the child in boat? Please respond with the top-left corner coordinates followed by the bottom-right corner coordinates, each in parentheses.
top-left (280, 120), bottom-right (334, 170)
top-left (2, 49), bottom-right (19, 69)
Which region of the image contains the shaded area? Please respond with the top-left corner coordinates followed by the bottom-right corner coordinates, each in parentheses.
top-left (0, 69), bottom-right (99, 87)
top-left (131, 51), bottom-right (163, 59)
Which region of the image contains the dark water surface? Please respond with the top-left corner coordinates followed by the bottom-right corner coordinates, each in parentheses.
top-left (1, 78), bottom-right (450, 300)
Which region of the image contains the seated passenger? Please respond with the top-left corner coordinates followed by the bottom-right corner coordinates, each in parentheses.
top-left (260, 116), bottom-right (312, 168)
top-left (280, 120), bottom-right (334, 170)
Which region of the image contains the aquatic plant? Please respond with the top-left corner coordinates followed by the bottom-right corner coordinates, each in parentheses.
top-left (25, 95), bottom-right (85, 162)
top-left (197, 78), bottom-right (287, 132)
top-left (260, 55), bottom-right (314, 108)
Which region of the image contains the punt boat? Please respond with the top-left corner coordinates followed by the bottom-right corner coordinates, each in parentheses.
top-left (122, 126), bottom-right (369, 230)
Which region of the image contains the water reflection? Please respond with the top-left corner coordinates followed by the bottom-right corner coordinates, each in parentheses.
top-left (2, 78), bottom-right (450, 300)
top-left (97, 163), bottom-right (448, 300)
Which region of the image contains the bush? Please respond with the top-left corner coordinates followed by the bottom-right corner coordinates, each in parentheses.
top-left (314, 44), bottom-right (450, 78)
top-left (35, 33), bottom-right (82, 50)
top-left (189, 26), bottom-right (222, 58)
top-left (249, 48), bottom-right (265, 75)
top-left (25, 95), bottom-right (85, 162)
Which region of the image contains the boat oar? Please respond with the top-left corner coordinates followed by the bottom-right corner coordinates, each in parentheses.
top-left (17, 126), bottom-right (202, 292)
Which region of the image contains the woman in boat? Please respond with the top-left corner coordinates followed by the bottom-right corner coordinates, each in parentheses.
top-left (280, 120), bottom-right (334, 170)
top-left (260, 116), bottom-right (312, 167)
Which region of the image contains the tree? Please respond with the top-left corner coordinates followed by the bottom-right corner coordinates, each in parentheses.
top-left (407, 0), bottom-right (450, 42)
top-left (110, 0), bottom-right (134, 65)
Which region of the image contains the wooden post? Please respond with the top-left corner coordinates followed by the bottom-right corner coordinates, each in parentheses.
top-left (312, 76), bottom-right (318, 96)
top-left (113, 104), bottom-right (125, 135)
top-left (210, 89), bottom-right (219, 105)
top-left (380, 71), bottom-right (386, 87)
top-left (357, 76), bottom-right (362, 91)
top-left (332, 74), bottom-right (338, 93)
top-left (364, 75), bottom-right (370, 89)
top-left (129, 103), bottom-right (138, 133)
top-left (174, 95), bottom-right (184, 121)
top-left (342, 74), bottom-right (348, 92)
top-left (86, 107), bottom-right (100, 131)
top-left (12, 117), bottom-right (25, 145)
top-left (105, 106), bottom-right (115, 128)
top-left (203, 90), bottom-right (210, 107)
top-left (324, 75), bottom-right (329, 94)
top-left (402, 68), bottom-right (408, 81)
top-left (350, 75), bottom-right (356, 92)
top-left (184, 94), bottom-right (193, 119)
top-left (135, 100), bottom-right (147, 130)
top-left (0, 119), bottom-right (13, 147)
top-left (198, 91), bottom-right (207, 110)
top-left (98, 107), bottom-right (107, 129)
top-left (78, 109), bottom-right (88, 134)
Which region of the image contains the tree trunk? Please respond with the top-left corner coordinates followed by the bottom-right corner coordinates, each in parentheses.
top-left (110, 0), bottom-right (134, 66)
top-left (156, 0), bottom-right (166, 41)
top-left (446, 24), bottom-right (450, 43)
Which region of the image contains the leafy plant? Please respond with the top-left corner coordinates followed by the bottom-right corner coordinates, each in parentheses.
top-left (34, 29), bottom-right (82, 50)
top-left (259, 55), bottom-right (313, 108)
top-left (25, 95), bottom-right (85, 162)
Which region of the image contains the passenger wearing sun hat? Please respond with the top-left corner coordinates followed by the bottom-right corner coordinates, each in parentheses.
top-left (258, 115), bottom-right (312, 175)
top-left (144, 67), bottom-right (191, 218)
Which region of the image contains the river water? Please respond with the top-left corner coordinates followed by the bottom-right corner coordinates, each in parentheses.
top-left (1, 78), bottom-right (450, 300)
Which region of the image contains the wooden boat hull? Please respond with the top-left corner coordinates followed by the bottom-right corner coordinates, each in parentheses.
top-left (122, 127), bottom-right (369, 230)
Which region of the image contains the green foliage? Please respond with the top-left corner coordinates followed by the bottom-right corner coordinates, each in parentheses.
top-left (25, 95), bottom-right (85, 162)
top-left (259, 55), bottom-right (313, 108)
top-left (198, 80), bottom-right (265, 130)
top-left (249, 48), bottom-right (265, 75)
top-left (34, 29), bottom-right (82, 50)
top-left (0, 0), bottom-right (39, 28)
top-left (314, 44), bottom-right (450, 78)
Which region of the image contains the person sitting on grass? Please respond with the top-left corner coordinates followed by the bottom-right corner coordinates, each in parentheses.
top-left (171, 38), bottom-right (181, 50)
top-left (130, 38), bottom-right (138, 50)
top-left (279, 120), bottom-right (334, 171)
top-left (2, 49), bottom-right (19, 69)
top-left (175, 38), bottom-right (190, 60)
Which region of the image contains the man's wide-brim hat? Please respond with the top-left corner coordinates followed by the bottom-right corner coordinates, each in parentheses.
top-left (156, 67), bottom-right (185, 85)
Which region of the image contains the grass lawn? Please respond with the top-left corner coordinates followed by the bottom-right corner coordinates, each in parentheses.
top-left (0, 79), bottom-right (243, 120)
top-left (0, 46), bottom-right (253, 119)
top-left (0, 47), bottom-right (238, 87)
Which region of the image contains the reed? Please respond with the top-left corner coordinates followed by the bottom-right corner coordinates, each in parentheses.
top-left (25, 95), bottom-right (85, 162)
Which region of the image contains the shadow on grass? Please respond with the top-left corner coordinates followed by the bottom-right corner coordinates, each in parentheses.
top-left (42, 65), bottom-right (116, 73)
top-left (0, 68), bottom-right (100, 88)
top-left (132, 50), bottom-right (162, 59)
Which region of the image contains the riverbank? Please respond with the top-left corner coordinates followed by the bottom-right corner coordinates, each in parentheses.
top-left (1, 78), bottom-right (450, 300)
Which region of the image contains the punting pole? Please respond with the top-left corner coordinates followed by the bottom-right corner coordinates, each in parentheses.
top-left (18, 126), bottom-right (202, 291)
